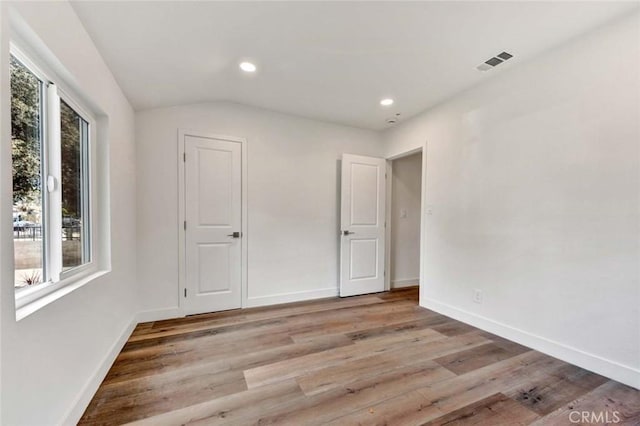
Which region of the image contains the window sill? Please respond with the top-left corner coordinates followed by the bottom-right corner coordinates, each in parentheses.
top-left (15, 269), bottom-right (109, 321)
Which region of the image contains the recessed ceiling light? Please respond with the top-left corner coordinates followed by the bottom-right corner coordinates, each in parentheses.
top-left (239, 62), bottom-right (257, 73)
top-left (380, 98), bottom-right (394, 106)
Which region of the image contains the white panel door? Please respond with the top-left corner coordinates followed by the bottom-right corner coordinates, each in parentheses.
top-left (184, 135), bottom-right (242, 314)
top-left (340, 154), bottom-right (386, 297)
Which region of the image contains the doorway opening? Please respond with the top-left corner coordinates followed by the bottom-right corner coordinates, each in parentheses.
top-left (387, 150), bottom-right (423, 298)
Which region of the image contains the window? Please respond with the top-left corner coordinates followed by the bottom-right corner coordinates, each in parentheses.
top-left (11, 55), bottom-right (45, 288)
top-left (60, 99), bottom-right (90, 272)
top-left (11, 48), bottom-right (94, 302)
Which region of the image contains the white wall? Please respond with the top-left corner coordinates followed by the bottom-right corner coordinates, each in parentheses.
top-left (135, 103), bottom-right (384, 316)
top-left (0, 2), bottom-right (138, 424)
top-left (390, 152), bottom-right (422, 287)
top-left (384, 12), bottom-right (640, 388)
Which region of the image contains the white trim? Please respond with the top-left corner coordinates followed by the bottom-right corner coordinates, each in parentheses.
top-left (424, 298), bottom-right (640, 390)
top-left (60, 316), bottom-right (137, 426)
top-left (246, 287), bottom-right (338, 308)
top-left (177, 129), bottom-right (248, 315)
top-left (419, 142), bottom-right (428, 304)
top-left (391, 278), bottom-right (419, 288)
top-left (177, 131), bottom-right (186, 316)
top-left (387, 146), bottom-right (423, 161)
top-left (384, 160), bottom-right (392, 291)
top-left (136, 307), bottom-right (183, 323)
top-left (240, 135), bottom-right (249, 308)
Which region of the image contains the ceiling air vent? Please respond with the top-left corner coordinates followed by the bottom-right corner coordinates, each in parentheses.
top-left (476, 51), bottom-right (514, 72)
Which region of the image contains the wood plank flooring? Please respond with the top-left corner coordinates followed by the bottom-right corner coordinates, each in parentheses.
top-left (79, 287), bottom-right (640, 425)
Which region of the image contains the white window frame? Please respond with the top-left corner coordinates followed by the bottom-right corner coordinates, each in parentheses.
top-left (56, 90), bottom-right (96, 281)
top-left (10, 41), bottom-right (100, 316)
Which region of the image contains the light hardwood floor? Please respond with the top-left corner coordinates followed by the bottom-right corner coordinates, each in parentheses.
top-left (79, 287), bottom-right (640, 425)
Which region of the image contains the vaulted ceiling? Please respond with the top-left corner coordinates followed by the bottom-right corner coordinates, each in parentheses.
top-left (71, 1), bottom-right (637, 130)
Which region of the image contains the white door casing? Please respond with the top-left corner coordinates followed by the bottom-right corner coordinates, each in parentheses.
top-left (182, 133), bottom-right (243, 314)
top-left (340, 154), bottom-right (386, 297)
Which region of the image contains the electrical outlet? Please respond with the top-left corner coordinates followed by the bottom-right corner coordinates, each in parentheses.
top-left (473, 289), bottom-right (483, 304)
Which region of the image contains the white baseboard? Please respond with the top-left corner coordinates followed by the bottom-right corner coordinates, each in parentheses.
top-left (391, 278), bottom-right (419, 289)
top-left (245, 287), bottom-right (338, 308)
top-left (136, 307), bottom-right (183, 323)
top-left (61, 316), bottom-right (138, 425)
top-left (423, 298), bottom-right (640, 390)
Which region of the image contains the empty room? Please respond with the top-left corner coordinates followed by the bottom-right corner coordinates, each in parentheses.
top-left (1, 1), bottom-right (639, 425)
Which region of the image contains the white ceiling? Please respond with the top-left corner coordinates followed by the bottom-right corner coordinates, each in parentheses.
top-left (71, 1), bottom-right (637, 130)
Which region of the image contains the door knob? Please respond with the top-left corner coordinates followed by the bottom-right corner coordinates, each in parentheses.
top-left (342, 230), bottom-right (355, 236)
top-left (227, 231), bottom-right (241, 238)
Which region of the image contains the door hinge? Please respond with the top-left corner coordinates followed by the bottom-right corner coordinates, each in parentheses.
top-left (184, 221), bottom-right (187, 231)
top-left (183, 152), bottom-right (186, 162)
top-left (184, 288), bottom-right (187, 297)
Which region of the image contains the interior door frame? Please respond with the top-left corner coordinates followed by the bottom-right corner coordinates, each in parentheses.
top-left (177, 129), bottom-right (249, 315)
top-left (384, 144), bottom-right (426, 293)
